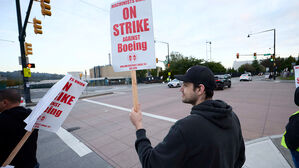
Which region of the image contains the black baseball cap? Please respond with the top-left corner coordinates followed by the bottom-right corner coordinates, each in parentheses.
top-left (174, 65), bottom-right (216, 89)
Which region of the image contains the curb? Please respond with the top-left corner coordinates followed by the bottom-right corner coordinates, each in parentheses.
top-left (79, 92), bottom-right (114, 99)
top-left (26, 92), bottom-right (114, 107)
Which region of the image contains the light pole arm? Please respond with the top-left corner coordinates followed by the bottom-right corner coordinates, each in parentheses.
top-left (154, 40), bottom-right (170, 64)
top-left (248, 29), bottom-right (275, 37)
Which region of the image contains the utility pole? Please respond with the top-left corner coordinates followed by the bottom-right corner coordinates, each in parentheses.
top-left (108, 53), bottom-right (111, 65)
top-left (154, 40), bottom-right (170, 80)
top-left (206, 41), bottom-right (211, 61)
top-left (247, 28), bottom-right (276, 80)
top-left (273, 29), bottom-right (276, 80)
top-left (16, 0), bottom-right (34, 103)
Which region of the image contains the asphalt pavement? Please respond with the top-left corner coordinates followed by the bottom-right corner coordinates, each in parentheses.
top-left (33, 78), bottom-right (296, 168)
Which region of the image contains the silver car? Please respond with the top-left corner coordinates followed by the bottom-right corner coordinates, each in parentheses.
top-left (240, 74), bottom-right (252, 81)
top-left (168, 79), bottom-right (182, 88)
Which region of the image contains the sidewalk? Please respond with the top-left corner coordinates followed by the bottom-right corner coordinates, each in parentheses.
top-left (243, 135), bottom-right (295, 168)
top-left (37, 129), bottom-right (113, 168)
top-left (37, 128), bottom-right (296, 168)
top-left (35, 82), bottom-right (296, 167)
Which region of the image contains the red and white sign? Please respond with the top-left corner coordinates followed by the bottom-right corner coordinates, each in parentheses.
top-left (110, 0), bottom-right (156, 72)
top-left (24, 74), bottom-right (87, 133)
top-left (295, 65), bottom-right (299, 88)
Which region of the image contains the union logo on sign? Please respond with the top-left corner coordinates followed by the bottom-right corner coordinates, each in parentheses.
top-left (128, 55), bottom-right (137, 62)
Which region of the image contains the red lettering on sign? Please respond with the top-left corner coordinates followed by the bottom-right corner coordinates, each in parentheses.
top-left (125, 22), bottom-right (132, 34)
top-left (123, 35), bottom-right (140, 42)
top-left (123, 6), bottom-right (136, 20)
top-left (55, 92), bottom-right (64, 101)
top-left (60, 93), bottom-right (70, 104)
top-left (63, 82), bottom-right (72, 92)
top-left (119, 23), bottom-right (125, 35)
top-left (67, 96), bottom-right (75, 105)
top-left (74, 80), bottom-right (85, 87)
top-left (50, 101), bottom-right (61, 107)
top-left (113, 18), bottom-right (150, 36)
top-left (113, 24), bottom-right (119, 36)
top-left (55, 92), bottom-right (75, 105)
top-left (118, 41), bottom-right (147, 53)
top-left (44, 106), bottom-right (62, 117)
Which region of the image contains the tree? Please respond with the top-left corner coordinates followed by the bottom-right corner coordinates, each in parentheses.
top-left (167, 52), bottom-right (204, 78)
top-left (251, 60), bottom-right (265, 75)
top-left (238, 64), bottom-right (255, 73)
top-left (282, 56), bottom-right (296, 71)
top-left (203, 61), bottom-right (226, 74)
top-left (163, 52), bottom-right (227, 79)
top-left (227, 68), bottom-right (237, 74)
top-left (260, 58), bottom-right (273, 72)
top-left (136, 70), bottom-right (147, 78)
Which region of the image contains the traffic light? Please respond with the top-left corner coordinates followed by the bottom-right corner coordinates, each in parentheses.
top-left (254, 53), bottom-right (257, 59)
top-left (168, 64), bottom-right (170, 68)
top-left (236, 53), bottom-right (239, 59)
top-left (156, 58), bottom-right (158, 63)
top-left (26, 63), bottom-right (35, 68)
top-left (40, 0), bottom-right (51, 16)
top-left (24, 42), bottom-right (33, 56)
top-left (33, 18), bottom-right (43, 34)
top-left (272, 54), bottom-right (275, 60)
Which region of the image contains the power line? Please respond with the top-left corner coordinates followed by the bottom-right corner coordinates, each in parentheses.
top-left (79, 0), bottom-right (109, 13)
top-left (0, 39), bottom-right (15, 43)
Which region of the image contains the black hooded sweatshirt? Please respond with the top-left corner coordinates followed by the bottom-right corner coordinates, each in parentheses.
top-left (0, 106), bottom-right (38, 168)
top-left (135, 100), bottom-right (245, 168)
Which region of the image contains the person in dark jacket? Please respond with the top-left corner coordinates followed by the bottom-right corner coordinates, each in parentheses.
top-left (281, 87), bottom-right (299, 168)
top-left (0, 89), bottom-right (39, 168)
top-left (130, 65), bottom-right (245, 168)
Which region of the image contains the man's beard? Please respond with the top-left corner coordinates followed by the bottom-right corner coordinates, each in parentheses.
top-left (182, 94), bottom-right (198, 106)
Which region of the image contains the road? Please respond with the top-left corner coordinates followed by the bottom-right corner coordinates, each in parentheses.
top-left (53, 77), bottom-right (297, 168)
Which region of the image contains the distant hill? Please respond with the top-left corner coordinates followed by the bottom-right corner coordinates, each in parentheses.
top-left (0, 71), bottom-right (64, 82)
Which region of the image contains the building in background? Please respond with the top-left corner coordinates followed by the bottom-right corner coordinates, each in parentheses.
top-left (88, 65), bottom-right (162, 86)
top-left (89, 66), bottom-right (101, 78)
top-left (88, 65), bottom-right (131, 86)
top-left (233, 60), bottom-right (255, 70)
top-left (67, 71), bottom-right (84, 79)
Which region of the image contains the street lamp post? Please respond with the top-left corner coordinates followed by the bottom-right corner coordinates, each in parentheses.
top-left (247, 29), bottom-right (276, 80)
top-left (206, 41), bottom-right (212, 61)
top-left (154, 40), bottom-right (170, 80)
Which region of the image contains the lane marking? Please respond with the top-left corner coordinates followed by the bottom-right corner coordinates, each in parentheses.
top-left (56, 127), bottom-right (92, 157)
top-left (82, 99), bottom-right (177, 123)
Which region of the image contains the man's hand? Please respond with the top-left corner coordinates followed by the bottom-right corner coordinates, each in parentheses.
top-left (130, 104), bottom-right (143, 130)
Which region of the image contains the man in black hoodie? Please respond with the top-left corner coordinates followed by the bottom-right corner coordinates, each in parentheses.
top-left (0, 89), bottom-right (39, 168)
top-left (130, 65), bottom-right (245, 168)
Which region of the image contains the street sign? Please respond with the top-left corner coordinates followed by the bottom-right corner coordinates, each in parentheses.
top-left (110, 0), bottom-right (156, 72)
top-left (23, 68), bottom-right (31, 77)
top-left (19, 56), bottom-right (28, 65)
top-left (264, 53), bottom-right (271, 56)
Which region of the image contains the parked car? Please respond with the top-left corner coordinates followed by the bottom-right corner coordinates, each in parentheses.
top-left (240, 74), bottom-right (252, 81)
top-left (264, 72), bottom-right (270, 80)
top-left (20, 97), bottom-right (26, 107)
top-left (168, 79), bottom-right (182, 88)
top-left (214, 75), bottom-right (231, 90)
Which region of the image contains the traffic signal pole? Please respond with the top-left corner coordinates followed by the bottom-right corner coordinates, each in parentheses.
top-left (15, 0), bottom-right (34, 103)
top-left (273, 29), bottom-right (276, 80)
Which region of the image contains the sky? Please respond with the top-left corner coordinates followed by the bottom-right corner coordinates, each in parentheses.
top-left (0, 0), bottom-right (299, 75)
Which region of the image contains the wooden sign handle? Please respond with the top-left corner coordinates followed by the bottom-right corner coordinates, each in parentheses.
top-left (131, 70), bottom-right (139, 111)
top-left (2, 130), bottom-right (33, 167)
